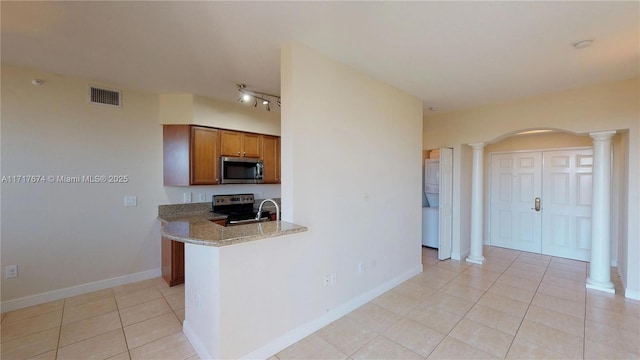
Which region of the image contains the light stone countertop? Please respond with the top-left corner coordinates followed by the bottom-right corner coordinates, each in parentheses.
top-left (159, 211), bottom-right (307, 247)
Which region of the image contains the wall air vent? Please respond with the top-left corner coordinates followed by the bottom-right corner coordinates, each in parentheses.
top-left (89, 86), bottom-right (121, 107)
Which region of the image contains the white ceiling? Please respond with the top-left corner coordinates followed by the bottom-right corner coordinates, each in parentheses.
top-left (2, 1), bottom-right (638, 113)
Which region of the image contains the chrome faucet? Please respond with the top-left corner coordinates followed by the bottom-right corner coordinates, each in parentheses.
top-left (255, 198), bottom-right (280, 221)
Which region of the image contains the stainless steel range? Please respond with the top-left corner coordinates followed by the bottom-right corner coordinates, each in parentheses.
top-left (212, 194), bottom-right (270, 226)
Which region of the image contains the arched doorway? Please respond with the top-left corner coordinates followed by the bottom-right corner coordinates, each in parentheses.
top-left (466, 128), bottom-right (619, 294)
top-left (484, 130), bottom-right (592, 260)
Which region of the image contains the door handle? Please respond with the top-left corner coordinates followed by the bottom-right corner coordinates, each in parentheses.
top-left (534, 197), bottom-right (541, 211)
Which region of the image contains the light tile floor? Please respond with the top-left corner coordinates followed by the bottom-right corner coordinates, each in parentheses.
top-left (2, 246), bottom-right (639, 359)
top-left (1, 277), bottom-right (196, 360)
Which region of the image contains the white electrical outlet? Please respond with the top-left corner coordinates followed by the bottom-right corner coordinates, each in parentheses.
top-left (124, 196), bottom-right (137, 207)
top-left (195, 292), bottom-right (202, 309)
top-left (198, 193), bottom-right (206, 202)
top-left (183, 192), bottom-right (192, 203)
top-left (324, 275), bottom-right (330, 287)
top-left (5, 265), bottom-right (18, 278)
top-left (358, 261), bottom-right (364, 273)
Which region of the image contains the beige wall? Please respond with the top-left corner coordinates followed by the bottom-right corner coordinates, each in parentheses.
top-left (1, 65), bottom-right (164, 302)
top-left (424, 78), bottom-right (640, 298)
top-left (484, 132), bottom-right (593, 153)
top-left (206, 42), bottom-right (424, 358)
top-left (159, 94), bottom-right (281, 136)
top-left (193, 96), bottom-right (280, 136)
top-left (1, 65), bottom-right (282, 307)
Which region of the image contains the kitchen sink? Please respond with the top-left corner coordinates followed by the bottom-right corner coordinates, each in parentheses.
top-left (210, 217), bottom-right (271, 227)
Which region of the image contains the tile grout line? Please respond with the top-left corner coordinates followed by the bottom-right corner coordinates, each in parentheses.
top-left (469, 250), bottom-right (532, 358)
top-left (55, 298), bottom-right (66, 359)
top-left (56, 291), bottom-right (126, 358)
top-left (416, 250), bottom-right (492, 358)
top-left (422, 247), bottom-right (518, 359)
top-left (502, 252), bottom-right (553, 359)
top-left (114, 289), bottom-right (133, 360)
top-left (0, 307), bottom-right (63, 355)
top-left (339, 251), bottom-right (463, 359)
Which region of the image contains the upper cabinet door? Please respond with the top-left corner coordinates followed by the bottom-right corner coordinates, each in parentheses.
top-left (220, 130), bottom-right (243, 157)
top-left (242, 133), bottom-right (262, 158)
top-left (219, 130), bottom-right (262, 158)
top-left (262, 135), bottom-right (280, 184)
top-left (190, 126), bottom-right (219, 185)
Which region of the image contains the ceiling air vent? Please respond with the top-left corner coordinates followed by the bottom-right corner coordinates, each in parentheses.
top-left (89, 86), bottom-right (121, 107)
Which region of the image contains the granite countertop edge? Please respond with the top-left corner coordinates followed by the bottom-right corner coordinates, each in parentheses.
top-left (159, 214), bottom-right (308, 247)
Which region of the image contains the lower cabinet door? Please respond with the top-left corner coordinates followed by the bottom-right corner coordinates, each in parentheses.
top-left (161, 236), bottom-right (185, 286)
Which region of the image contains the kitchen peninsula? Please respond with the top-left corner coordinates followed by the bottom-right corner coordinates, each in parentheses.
top-left (160, 212), bottom-right (306, 247)
top-left (159, 204), bottom-right (307, 359)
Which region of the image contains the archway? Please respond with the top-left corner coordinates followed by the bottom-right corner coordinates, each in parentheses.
top-left (466, 128), bottom-right (617, 294)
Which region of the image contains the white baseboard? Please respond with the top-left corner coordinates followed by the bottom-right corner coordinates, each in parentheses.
top-left (452, 248), bottom-right (470, 261)
top-left (625, 288), bottom-right (640, 300)
top-left (239, 264), bottom-right (424, 360)
top-left (183, 320), bottom-right (213, 360)
top-left (1, 268), bottom-right (161, 313)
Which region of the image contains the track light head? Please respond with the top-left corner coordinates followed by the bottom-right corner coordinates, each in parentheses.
top-left (236, 83), bottom-right (280, 111)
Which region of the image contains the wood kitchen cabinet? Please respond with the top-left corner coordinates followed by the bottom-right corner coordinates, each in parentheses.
top-left (191, 126), bottom-right (219, 185)
top-left (164, 125), bottom-right (280, 186)
top-left (211, 219), bottom-right (227, 226)
top-left (161, 236), bottom-right (184, 286)
top-left (262, 135), bottom-right (281, 184)
top-left (220, 130), bottom-right (262, 158)
top-left (163, 125), bottom-right (219, 186)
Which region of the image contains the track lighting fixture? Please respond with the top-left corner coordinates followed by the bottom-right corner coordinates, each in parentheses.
top-left (236, 83), bottom-right (281, 111)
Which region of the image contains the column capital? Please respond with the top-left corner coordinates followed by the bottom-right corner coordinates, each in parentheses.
top-left (589, 130), bottom-right (616, 141)
top-left (468, 142), bottom-right (486, 150)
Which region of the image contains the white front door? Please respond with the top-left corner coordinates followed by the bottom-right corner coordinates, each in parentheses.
top-left (489, 152), bottom-right (543, 253)
top-left (489, 149), bottom-right (593, 261)
top-left (541, 149), bottom-right (593, 261)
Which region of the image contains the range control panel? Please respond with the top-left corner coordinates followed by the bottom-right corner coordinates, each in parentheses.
top-left (213, 194), bottom-right (254, 206)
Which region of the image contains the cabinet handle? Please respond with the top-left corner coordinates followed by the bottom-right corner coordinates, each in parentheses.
top-left (237, 151), bottom-right (240, 155)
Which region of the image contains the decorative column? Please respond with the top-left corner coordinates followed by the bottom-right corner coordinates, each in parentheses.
top-left (586, 130), bottom-right (616, 293)
top-left (467, 143), bottom-right (485, 264)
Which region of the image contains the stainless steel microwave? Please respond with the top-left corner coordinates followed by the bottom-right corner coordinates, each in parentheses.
top-left (220, 157), bottom-right (264, 184)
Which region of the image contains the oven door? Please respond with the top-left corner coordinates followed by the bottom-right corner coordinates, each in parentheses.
top-left (220, 157), bottom-right (264, 184)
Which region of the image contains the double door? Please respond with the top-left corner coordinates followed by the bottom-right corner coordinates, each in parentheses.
top-left (489, 149), bottom-right (593, 261)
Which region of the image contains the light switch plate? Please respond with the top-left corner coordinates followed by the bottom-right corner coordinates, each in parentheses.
top-left (5, 265), bottom-right (18, 278)
top-left (124, 196), bottom-right (137, 207)
top-left (183, 193), bottom-right (192, 203)
top-left (198, 193), bottom-right (206, 202)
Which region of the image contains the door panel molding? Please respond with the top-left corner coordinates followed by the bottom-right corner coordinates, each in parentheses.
top-left (489, 151), bottom-right (542, 253)
top-left (489, 148), bottom-right (593, 261)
